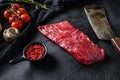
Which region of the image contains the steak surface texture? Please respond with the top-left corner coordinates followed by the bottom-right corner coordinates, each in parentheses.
top-left (38, 21), bottom-right (104, 65)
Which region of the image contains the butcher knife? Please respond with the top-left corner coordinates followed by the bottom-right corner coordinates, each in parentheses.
top-left (84, 5), bottom-right (120, 54)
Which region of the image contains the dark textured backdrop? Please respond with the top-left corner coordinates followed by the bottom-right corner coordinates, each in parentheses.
top-left (0, 0), bottom-right (120, 80)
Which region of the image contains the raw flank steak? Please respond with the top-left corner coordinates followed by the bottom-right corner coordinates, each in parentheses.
top-left (38, 21), bottom-right (104, 65)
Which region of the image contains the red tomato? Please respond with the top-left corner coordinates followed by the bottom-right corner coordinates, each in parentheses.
top-left (16, 10), bottom-right (22, 16)
top-left (9, 17), bottom-right (15, 23)
top-left (3, 9), bottom-right (11, 19)
top-left (11, 3), bottom-right (21, 10)
top-left (21, 14), bottom-right (31, 23)
top-left (17, 8), bottom-right (27, 16)
top-left (11, 20), bottom-right (23, 30)
top-left (9, 14), bottom-right (18, 23)
top-left (18, 8), bottom-right (27, 14)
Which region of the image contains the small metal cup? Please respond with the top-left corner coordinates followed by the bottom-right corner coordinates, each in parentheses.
top-left (9, 42), bottom-right (47, 64)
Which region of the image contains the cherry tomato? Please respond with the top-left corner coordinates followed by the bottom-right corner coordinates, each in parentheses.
top-left (3, 9), bottom-right (11, 19)
top-left (11, 3), bottom-right (21, 10)
top-left (21, 14), bottom-right (31, 23)
top-left (9, 17), bottom-right (15, 23)
top-left (18, 8), bottom-right (27, 14)
top-left (11, 20), bottom-right (23, 30)
top-left (17, 8), bottom-right (27, 16)
top-left (9, 14), bottom-right (18, 23)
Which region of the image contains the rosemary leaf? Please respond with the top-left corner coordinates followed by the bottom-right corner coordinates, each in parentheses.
top-left (10, 0), bottom-right (47, 9)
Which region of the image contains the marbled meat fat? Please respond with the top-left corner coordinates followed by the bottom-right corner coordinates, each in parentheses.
top-left (38, 21), bottom-right (104, 65)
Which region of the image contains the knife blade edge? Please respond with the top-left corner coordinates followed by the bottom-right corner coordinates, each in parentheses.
top-left (84, 5), bottom-right (116, 40)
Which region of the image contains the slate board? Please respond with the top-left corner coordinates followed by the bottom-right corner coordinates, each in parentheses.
top-left (0, 0), bottom-right (120, 80)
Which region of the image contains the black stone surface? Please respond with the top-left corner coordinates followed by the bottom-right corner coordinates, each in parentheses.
top-left (0, 0), bottom-right (120, 80)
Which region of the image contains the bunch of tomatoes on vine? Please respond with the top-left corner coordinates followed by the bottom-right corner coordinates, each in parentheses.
top-left (2, 3), bottom-right (31, 42)
top-left (4, 3), bottom-right (31, 31)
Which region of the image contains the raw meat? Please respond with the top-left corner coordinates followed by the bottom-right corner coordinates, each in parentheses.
top-left (38, 21), bottom-right (104, 65)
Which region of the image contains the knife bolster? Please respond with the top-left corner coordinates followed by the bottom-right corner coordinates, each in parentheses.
top-left (111, 37), bottom-right (120, 54)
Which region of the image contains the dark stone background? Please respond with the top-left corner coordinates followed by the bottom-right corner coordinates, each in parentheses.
top-left (0, 0), bottom-right (120, 80)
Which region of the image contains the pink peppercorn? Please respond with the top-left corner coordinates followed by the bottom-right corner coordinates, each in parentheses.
top-left (25, 44), bottom-right (45, 60)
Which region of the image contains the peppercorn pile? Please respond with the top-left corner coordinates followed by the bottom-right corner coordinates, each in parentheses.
top-left (25, 44), bottom-right (45, 60)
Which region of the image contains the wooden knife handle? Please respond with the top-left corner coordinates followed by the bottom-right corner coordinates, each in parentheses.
top-left (111, 37), bottom-right (120, 54)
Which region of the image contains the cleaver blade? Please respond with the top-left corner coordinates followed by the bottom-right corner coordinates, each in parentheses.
top-left (84, 5), bottom-right (120, 54)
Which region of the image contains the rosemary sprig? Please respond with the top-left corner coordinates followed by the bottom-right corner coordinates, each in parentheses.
top-left (10, 0), bottom-right (47, 9)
